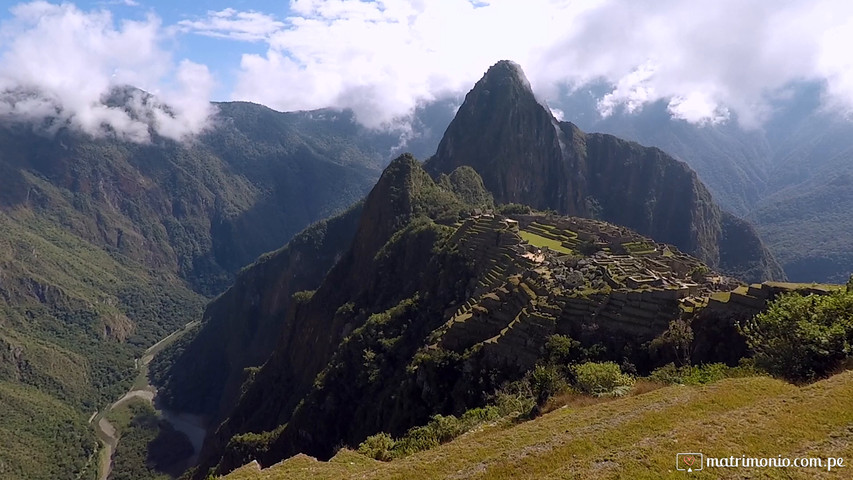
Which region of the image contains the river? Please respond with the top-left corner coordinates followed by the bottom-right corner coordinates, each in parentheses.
top-left (91, 321), bottom-right (204, 480)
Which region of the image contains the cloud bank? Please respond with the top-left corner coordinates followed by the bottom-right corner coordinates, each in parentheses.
top-left (209, 0), bottom-right (853, 128)
top-left (0, 1), bottom-right (215, 142)
top-left (4, 0), bottom-right (853, 137)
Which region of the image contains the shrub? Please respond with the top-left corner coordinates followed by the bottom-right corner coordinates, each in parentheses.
top-left (292, 290), bottom-right (315, 304)
top-left (496, 203), bottom-right (531, 214)
top-left (542, 334), bottom-right (580, 365)
top-left (572, 361), bottom-right (634, 397)
top-left (358, 405), bottom-right (508, 461)
top-left (649, 361), bottom-right (758, 385)
top-left (528, 364), bottom-right (568, 406)
top-left (739, 291), bottom-right (853, 382)
top-left (492, 379), bottom-right (536, 417)
top-left (357, 432), bottom-right (395, 461)
top-left (649, 319), bottom-right (694, 366)
top-left (460, 405), bottom-right (501, 426)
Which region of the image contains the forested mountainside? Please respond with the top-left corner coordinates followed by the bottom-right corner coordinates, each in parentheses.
top-left (0, 99), bottom-right (388, 479)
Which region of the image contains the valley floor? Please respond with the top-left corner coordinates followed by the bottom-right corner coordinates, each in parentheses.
top-left (91, 321), bottom-right (204, 480)
top-left (224, 370), bottom-right (853, 479)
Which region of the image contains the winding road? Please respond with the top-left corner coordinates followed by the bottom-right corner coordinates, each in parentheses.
top-left (91, 321), bottom-right (202, 480)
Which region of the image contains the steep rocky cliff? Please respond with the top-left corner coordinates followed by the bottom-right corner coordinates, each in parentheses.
top-left (151, 203), bottom-right (364, 422)
top-left (181, 155), bottom-right (491, 478)
top-left (426, 61), bottom-right (784, 283)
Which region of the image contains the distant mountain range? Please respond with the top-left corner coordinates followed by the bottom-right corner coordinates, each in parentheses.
top-left (1, 58), bottom-right (849, 480)
top-left (0, 100), bottom-right (390, 478)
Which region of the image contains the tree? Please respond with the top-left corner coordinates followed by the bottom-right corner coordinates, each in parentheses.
top-left (650, 319), bottom-right (694, 366)
top-left (739, 291), bottom-right (853, 382)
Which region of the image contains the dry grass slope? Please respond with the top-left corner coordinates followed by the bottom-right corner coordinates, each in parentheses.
top-left (223, 371), bottom-right (853, 480)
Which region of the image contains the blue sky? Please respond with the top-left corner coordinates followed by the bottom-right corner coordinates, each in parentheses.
top-left (72, 1), bottom-right (288, 100)
top-left (1, 1), bottom-right (852, 142)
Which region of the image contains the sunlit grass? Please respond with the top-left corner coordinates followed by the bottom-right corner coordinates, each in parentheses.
top-left (224, 371), bottom-right (853, 480)
top-left (519, 230), bottom-right (573, 254)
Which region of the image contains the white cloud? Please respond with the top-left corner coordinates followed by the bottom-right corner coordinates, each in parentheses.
top-left (549, 107), bottom-right (565, 122)
top-left (5, 0), bottom-right (853, 136)
top-left (221, 0), bottom-right (853, 129)
top-left (0, 1), bottom-right (215, 142)
top-left (537, 0), bottom-right (853, 126)
top-left (231, 0), bottom-right (597, 129)
top-left (178, 8), bottom-right (284, 42)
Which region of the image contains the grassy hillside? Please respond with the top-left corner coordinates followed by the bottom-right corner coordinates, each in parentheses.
top-left (224, 370), bottom-right (853, 480)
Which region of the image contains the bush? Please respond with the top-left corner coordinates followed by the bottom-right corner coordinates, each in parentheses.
top-left (358, 405), bottom-right (507, 461)
top-left (528, 365), bottom-right (568, 407)
top-left (649, 361), bottom-right (758, 385)
top-left (357, 432), bottom-right (395, 461)
top-left (739, 291), bottom-right (853, 382)
top-left (460, 405), bottom-right (501, 426)
top-left (572, 362), bottom-right (634, 397)
top-left (496, 203), bottom-right (531, 214)
top-left (649, 319), bottom-right (694, 366)
top-left (542, 334), bottom-right (581, 365)
top-left (492, 380), bottom-right (536, 417)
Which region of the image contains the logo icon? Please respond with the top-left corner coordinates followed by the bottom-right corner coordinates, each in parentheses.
top-left (676, 453), bottom-right (704, 472)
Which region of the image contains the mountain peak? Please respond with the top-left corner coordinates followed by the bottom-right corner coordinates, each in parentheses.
top-left (481, 60), bottom-right (534, 92)
top-left (426, 60), bottom-right (581, 214)
top-left (426, 61), bottom-right (783, 282)
top-left (465, 60), bottom-right (538, 109)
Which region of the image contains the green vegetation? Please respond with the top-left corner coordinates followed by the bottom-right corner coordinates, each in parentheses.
top-left (649, 319), bottom-right (694, 367)
top-left (0, 99), bottom-right (389, 478)
top-left (649, 361), bottom-right (759, 385)
top-left (107, 399), bottom-right (193, 480)
top-left (622, 241), bottom-right (656, 255)
top-left (571, 361), bottom-right (635, 397)
top-left (519, 230), bottom-right (573, 254)
top-left (0, 206), bottom-right (203, 477)
top-left (0, 382), bottom-right (94, 480)
top-left (437, 166), bottom-right (495, 208)
top-left (225, 371), bottom-right (853, 480)
top-left (740, 289), bottom-right (853, 382)
top-left (358, 406), bottom-right (506, 461)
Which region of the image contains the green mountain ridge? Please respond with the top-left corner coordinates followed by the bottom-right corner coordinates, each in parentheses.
top-left (0, 100), bottom-right (390, 479)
